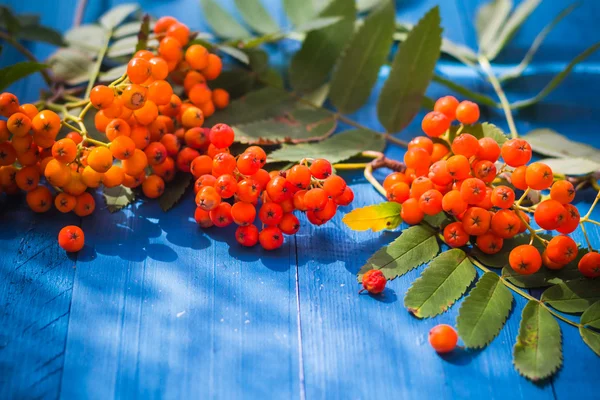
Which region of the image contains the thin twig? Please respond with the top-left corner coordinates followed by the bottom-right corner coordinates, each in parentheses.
top-left (0, 31), bottom-right (53, 87)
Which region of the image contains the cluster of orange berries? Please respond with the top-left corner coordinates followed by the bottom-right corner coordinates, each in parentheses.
top-left (381, 95), bottom-right (599, 279)
top-left (192, 123), bottom-right (354, 250)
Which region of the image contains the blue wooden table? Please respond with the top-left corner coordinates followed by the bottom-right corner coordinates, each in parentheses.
top-left (1, 0), bottom-right (600, 399)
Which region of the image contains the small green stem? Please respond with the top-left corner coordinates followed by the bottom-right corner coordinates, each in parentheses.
top-left (364, 163), bottom-right (386, 197)
top-left (85, 137), bottom-right (109, 148)
top-left (478, 55), bottom-right (519, 139)
top-left (333, 163), bottom-right (369, 170)
top-left (62, 121), bottom-right (83, 134)
top-left (85, 30), bottom-right (112, 98)
top-left (516, 187), bottom-right (531, 207)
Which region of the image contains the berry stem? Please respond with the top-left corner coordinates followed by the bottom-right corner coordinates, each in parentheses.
top-left (515, 187), bottom-right (531, 207)
top-left (478, 55), bottom-right (519, 139)
top-left (364, 163), bottom-right (386, 198)
top-left (579, 222), bottom-right (595, 251)
top-left (61, 121), bottom-right (83, 134)
top-left (333, 163), bottom-right (369, 170)
top-left (85, 137), bottom-right (109, 148)
top-left (513, 205), bottom-right (548, 246)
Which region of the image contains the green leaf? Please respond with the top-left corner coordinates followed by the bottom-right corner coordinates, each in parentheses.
top-left (206, 87), bottom-right (297, 126)
top-left (513, 300), bottom-right (562, 381)
top-left (114, 20), bottom-right (155, 38)
top-left (17, 25), bottom-right (66, 46)
top-left (581, 301), bottom-right (600, 329)
top-left (103, 185), bottom-right (135, 213)
top-left (258, 68), bottom-right (284, 89)
top-left (208, 69), bottom-right (257, 99)
top-left (65, 24), bottom-right (108, 56)
top-left (48, 48), bottom-right (95, 84)
top-left (0, 61), bottom-right (49, 91)
top-left (200, 0), bottom-right (251, 39)
top-left (342, 201), bottom-right (402, 233)
top-left (357, 0), bottom-right (384, 13)
top-left (377, 6), bottom-right (442, 133)
top-left (159, 173), bottom-right (192, 212)
top-left (474, 234), bottom-right (540, 269)
top-left (283, 0), bottom-right (315, 27)
top-left (511, 41), bottom-right (600, 108)
top-left (404, 249), bottom-right (477, 318)
top-left (329, 0), bottom-right (395, 114)
top-left (289, 0), bottom-right (356, 93)
top-left (294, 16), bottom-right (343, 33)
top-left (457, 272), bottom-right (513, 348)
top-left (100, 64), bottom-right (127, 83)
top-left (357, 225), bottom-right (439, 281)
top-left (233, 108), bottom-right (336, 144)
top-left (234, 0), bottom-right (279, 34)
top-left (484, 0), bottom-right (542, 60)
top-left (449, 122), bottom-right (508, 146)
top-left (268, 128), bottom-right (385, 164)
top-left (476, 0), bottom-right (512, 54)
top-left (525, 129), bottom-right (600, 159)
top-left (302, 83), bottom-right (330, 107)
top-left (542, 280), bottom-right (600, 314)
top-left (100, 3), bottom-right (139, 30)
top-left (499, 3), bottom-right (579, 82)
top-left (579, 326), bottom-right (600, 357)
top-left (108, 36), bottom-right (159, 58)
top-left (538, 157), bottom-right (600, 176)
top-left (135, 15), bottom-right (150, 53)
top-left (0, 6), bottom-right (20, 34)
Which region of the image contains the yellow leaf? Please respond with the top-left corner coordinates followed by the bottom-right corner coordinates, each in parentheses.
top-left (342, 202), bottom-right (402, 232)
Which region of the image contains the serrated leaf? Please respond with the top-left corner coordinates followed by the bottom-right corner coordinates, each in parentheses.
top-left (450, 122), bottom-right (508, 145)
top-left (457, 272), bottom-right (513, 348)
top-left (103, 185), bottom-right (135, 212)
top-left (511, 42), bottom-right (600, 108)
top-left (206, 87), bottom-right (297, 126)
top-left (581, 301), bottom-right (600, 329)
top-left (476, 0), bottom-right (512, 53)
top-left (200, 0), bottom-right (251, 39)
top-left (542, 280), bottom-right (600, 314)
top-left (0, 62), bottom-right (49, 91)
top-left (294, 16), bottom-right (343, 33)
top-left (159, 173), bottom-right (192, 211)
top-left (283, 0), bottom-right (315, 29)
top-left (234, 109), bottom-right (336, 145)
top-left (538, 157), bottom-right (600, 176)
top-left (357, 225), bottom-right (439, 281)
top-left (100, 64), bottom-right (127, 83)
top-left (48, 48), bottom-right (94, 83)
top-left (289, 0), bottom-right (356, 93)
top-left (342, 202), bottom-right (402, 233)
top-left (100, 3), bottom-right (139, 30)
top-left (329, 0), bottom-right (395, 114)
top-left (17, 25), bottom-right (65, 46)
top-left (579, 326), bottom-right (600, 357)
top-left (423, 212), bottom-right (450, 227)
top-left (234, 0), bottom-right (279, 34)
top-left (499, 3), bottom-right (579, 82)
top-left (108, 35), bottom-right (159, 58)
top-left (135, 15), bottom-right (150, 52)
top-left (268, 128), bottom-right (385, 164)
top-left (513, 300), bottom-right (562, 381)
top-left (404, 249), bottom-right (477, 318)
top-left (524, 129), bottom-right (600, 159)
top-left (65, 24), bottom-right (108, 56)
top-left (484, 0), bottom-right (541, 60)
top-left (377, 6), bottom-right (442, 133)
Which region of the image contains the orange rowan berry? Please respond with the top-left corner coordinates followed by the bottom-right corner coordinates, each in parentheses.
top-left (122, 148), bottom-right (148, 176)
top-left (11, 134), bottom-right (32, 154)
top-left (550, 180), bottom-right (575, 204)
top-left (45, 159), bottom-right (71, 187)
top-left (302, 188), bottom-right (327, 212)
top-left (383, 172), bottom-right (409, 191)
top-left (52, 138), bottom-right (77, 163)
top-left (104, 118), bottom-right (130, 141)
top-left (510, 165), bottom-right (528, 190)
top-left (149, 57), bottom-right (169, 80)
top-left (546, 235), bottom-right (578, 265)
top-left (267, 175), bottom-right (295, 203)
top-left (404, 147), bottom-right (431, 172)
top-left (543, 250), bottom-right (566, 270)
top-left (26, 186), bottom-right (52, 212)
top-left (460, 177), bottom-right (486, 204)
top-left (0, 120), bottom-right (9, 142)
top-left (57, 225), bottom-right (85, 252)
top-left (212, 89), bottom-right (230, 109)
top-left (87, 146), bottom-right (113, 173)
top-left (55, 192), bottom-right (77, 213)
top-left (147, 80), bottom-right (173, 106)
top-left (121, 84), bottom-right (148, 110)
top-left (579, 252), bottom-right (600, 278)
top-left (196, 186), bottom-right (221, 211)
top-left (534, 199), bottom-right (567, 230)
top-left (188, 155), bottom-right (211, 179)
top-left (525, 162), bottom-right (553, 190)
top-left (32, 110), bottom-right (61, 138)
top-left (442, 190), bottom-right (468, 216)
top-left (491, 185), bottom-right (515, 209)
top-left (387, 182), bottom-right (410, 204)
top-left (451, 133), bottom-right (480, 158)
top-left (142, 174), bottom-right (165, 199)
top-left (63, 170), bottom-right (87, 196)
top-left (127, 57), bottom-right (152, 84)
top-left (335, 186), bottom-right (354, 206)
top-left (209, 123), bottom-right (235, 149)
top-left (419, 189), bottom-right (443, 215)
top-left (472, 160), bottom-right (496, 183)
top-left (251, 169), bottom-right (271, 192)
top-left (0, 165), bottom-right (17, 186)
top-left (0, 92), bottom-right (20, 117)
top-left (323, 175), bottom-right (346, 198)
top-left (184, 127), bottom-right (209, 149)
top-left (456, 101), bottom-right (479, 124)
top-left (19, 103), bottom-right (38, 119)
top-left (176, 147), bottom-right (200, 173)
top-left (509, 245), bottom-right (542, 275)
top-left (556, 204), bottom-right (580, 234)
top-left (90, 85), bottom-right (114, 109)
top-left (7, 112), bottom-right (32, 137)
top-left (285, 164), bottom-right (310, 190)
top-left (144, 142), bottom-right (167, 166)
top-left (212, 152), bottom-right (236, 177)
top-left (215, 174), bottom-right (237, 199)
top-left (103, 165), bottom-right (125, 188)
top-left (154, 16), bottom-right (177, 34)
top-left (491, 209), bottom-right (521, 239)
top-left (231, 201), bottom-right (256, 226)
top-left (208, 202), bottom-right (233, 227)
top-left (410, 176), bottom-right (433, 200)
top-left (81, 166), bottom-right (104, 188)
top-left (130, 125), bottom-right (150, 150)
top-left (159, 36), bottom-right (182, 61)
top-left (185, 44), bottom-right (209, 70)
top-left (201, 54), bottom-right (223, 80)
top-left (428, 324), bottom-right (458, 353)
top-left (181, 106), bottom-right (204, 128)
top-left (110, 135), bottom-right (136, 160)
top-left (315, 199), bottom-right (337, 223)
top-left (477, 137), bottom-right (501, 162)
top-left (309, 158), bottom-right (332, 179)
top-left (133, 50), bottom-right (154, 61)
top-left (166, 22), bottom-right (190, 46)
top-left (74, 192), bottom-right (95, 217)
top-left (476, 232), bottom-right (503, 254)
top-left (446, 155), bottom-right (471, 180)
top-left (462, 207), bottom-right (491, 236)
top-left (199, 100), bottom-right (215, 118)
top-left (153, 157), bottom-right (176, 182)
top-left (15, 165), bottom-right (40, 192)
top-left (444, 222), bottom-right (469, 247)
top-left (431, 142), bottom-right (449, 162)
top-left (408, 136), bottom-right (434, 154)
top-left (434, 96), bottom-right (459, 121)
top-left (501, 139), bottom-right (532, 167)
top-left (401, 197), bottom-right (424, 225)
top-left (421, 111), bottom-right (450, 137)
top-left (236, 178), bottom-right (259, 203)
top-left (428, 160), bottom-right (453, 186)
top-left (133, 100), bottom-right (158, 126)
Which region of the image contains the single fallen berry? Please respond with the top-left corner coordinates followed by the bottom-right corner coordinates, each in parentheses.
top-left (58, 225), bottom-right (85, 253)
top-left (360, 269), bottom-right (387, 294)
top-left (428, 324), bottom-right (458, 353)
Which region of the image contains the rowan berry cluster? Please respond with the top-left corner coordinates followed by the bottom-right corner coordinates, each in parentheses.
top-left (192, 124), bottom-right (354, 250)
top-left (382, 95), bottom-right (599, 279)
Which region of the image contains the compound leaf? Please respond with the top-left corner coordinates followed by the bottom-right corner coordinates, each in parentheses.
top-left (476, 0), bottom-right (512, 53)
top-left (200, 0), bottom-right (251, 39)
top-left (283, 0), bottom-right (315, 27)
top-left (0, 62), bottom-right (49, 91)
top-left (580, 326), bottom-right (600, 357)
top-left (581, 301), bottom-right (600, 329)
top-left (160, 173), bottom-right (192, 212)
top-left (542, 280), bottom-right (600, 314)
top-left (234, 0), bottom-right (279, 34)
top-left (103, 185), bottom-right (135, 213)
top-left (100, 3), bottom-right (139, 30)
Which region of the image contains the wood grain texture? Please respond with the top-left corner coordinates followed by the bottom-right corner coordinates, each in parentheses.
top-left (0, 0), bottom-right (599, 399)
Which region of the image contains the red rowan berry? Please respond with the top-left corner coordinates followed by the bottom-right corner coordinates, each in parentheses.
top-left (434, 96), bottom-right (459, 121)
top-left (546, 235), bottom-right (578, 265)
top-left (501, 139), bottom-right (532, 167)
top-left (383, 172), bottom-right (409, 191)
top-left (510, 165), bottom-right (527, 190)
top-left (428, 160), bottom-right (453, 186)
top-left (335, 186), bottom-right (354, 206)
top-left (15, 165), bottom-right (39, 192)
top-left (279, 213), bottom-right (300, 235)
top-left (509, 245), bottom-right (542, 275)
top-left (429, 324), bottom-right (458, 353)
top-left (408, 136), bottom-right (434, 154)
top-left (421, 111), bottom-right (450, 137)
top-left (462, 207), bottom-right (491, 236)
top-left (142, 174), bottom-right (165, 199)
top-left (401, 197), bottom-right (424, 225)
top-left (195, 206), bottom-right (214, 228)
top-left (215, 174), bottom-right (237, 198)
top-left (315, 199), bottom-right (337, 222)
top-left (212, 152), bottom-right (236, 177)
top-left (259, 226), bottom-right (284, 250)
top-left (442, 190), bottom-right (468, 216)
top-left (444, 222), bottom-right (469, 247)
top-left (491, 209), bottom-right (521, 239)
top-left (452, 133), bottom-right (480, 158)
top-left (431, 142), bottom-right (449, 162)
top-left (491, 185), bottom-right (515, 209)
top-left (251, 168), bottom-right (271, 191)
top-left (543, 250), bottom-right (566, 270)
top-left (477, 137), bottom-right (501, 162)
top-left (209, 202), bottom-right (233, 227)
top-left (361, 269), bottom-right (386, 294)
top-left (236, 225), bottom-right (259, 247)
top-left (267, 176), bottom-right (294, 203)
top-left (246, 146), bottom-right (267, 167)
top-left (236, 178), bottom-right (260, 203)
top-left (410, 176), bottom-right (434, 200)
top-left (237, 152), bottom-right (262, 176)
top-left (286, 164), bottom-right (311, 189)
top-left (446, 155), bottom-right (471, 180)
top-left (534, 200), bottom-right (567, 230)
top-left (460, 177), bottom-right (486, 204)
top-left (231, 201), bottom-right (256, 226)
top-left (456, 101), bottom-right (479, 124)
top-left (144, 142), bottom-right (167, 166)
top-left (550, 180), bottom-right (575, 204)
top-left (58, 225), bottom-right (85, 252)
top-left (579, 252), bottom-right (600, 278)
top-left (419, 189), bottom-right (443, 215)
top-left (293, 190), bottom-right (307, 211)
top-left (476, 232), bottom-right (503, 254)
top-left (323, 175), bottom-right (347, 198)
top-left (304, 188), bottom-right (328, 211)
top-left (310, 159), bottom-right (331, 179)
top-left (556, 204), bottom-right (580, 234)
top-left (209, 123), bottom-right (235, 148)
